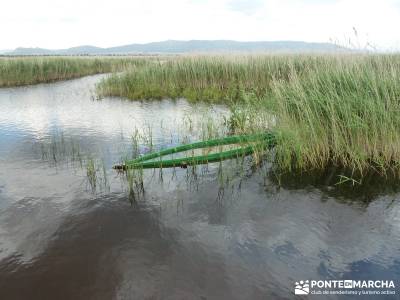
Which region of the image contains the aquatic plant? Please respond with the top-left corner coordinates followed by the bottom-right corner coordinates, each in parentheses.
top-left (125, 168), bottom-right (145, 204)
top-left (85, 157), bottom-right (110, 193)
top-left (86, 158), bottom-right (97, 192)
top-left (0, 56), bottom-right (147, 87)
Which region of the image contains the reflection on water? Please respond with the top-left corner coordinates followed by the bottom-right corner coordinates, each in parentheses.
top-left (0, 75), bottom-right (399, 299)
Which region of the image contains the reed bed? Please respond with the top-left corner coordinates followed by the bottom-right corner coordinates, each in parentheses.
top-left (97, 55), bottom-right (290, 101)
top-left (0, 56), bottom-right (147, 87)
top-left (98, 54), bottom-right (400, 179)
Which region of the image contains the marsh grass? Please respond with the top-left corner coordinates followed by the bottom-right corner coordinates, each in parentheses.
top-left (86, 158), bottom-right (97, 191)
top-left (38, 134), bottom-right (83, 167)
top-left (36, 133), bottom-right (111, 193)
top-left (100, 54), bottom-right (400, 180)
top-left (258, 54), bottom-right (400, 179)
top-left (0, 56), bottom-right (148, 87)
top-left (97, 55), bottom-right (286, 102)
top-left (84, 157), bottom-right (110, 193)
top-left (125, 168), bottom-right (145, 204)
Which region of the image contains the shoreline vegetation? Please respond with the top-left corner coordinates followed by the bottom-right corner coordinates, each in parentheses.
top-left (3, 54), bottom-right (400, 181)
top-left (98, 54), bottom-right (400, 180)
top-left (0, 57), bottom-right (147, 87)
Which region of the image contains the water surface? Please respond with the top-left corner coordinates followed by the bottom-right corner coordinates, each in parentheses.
top-left (0, 75), bottom-right (399, 299)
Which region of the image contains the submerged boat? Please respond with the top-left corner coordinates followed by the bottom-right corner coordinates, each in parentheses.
top-left (113, 133), bottom-right (276, 170)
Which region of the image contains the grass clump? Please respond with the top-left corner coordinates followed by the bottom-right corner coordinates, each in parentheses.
top-left (99, 54), bottom-right (400, 180)
top-left (0, 56), bottom-right (148, 87)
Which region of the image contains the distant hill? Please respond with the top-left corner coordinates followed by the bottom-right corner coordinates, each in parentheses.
top-left (4, 40), bottom-right (344, 56)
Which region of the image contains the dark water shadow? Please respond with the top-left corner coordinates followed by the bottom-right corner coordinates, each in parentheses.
top-left (266, 164), bottom-right (400, 203)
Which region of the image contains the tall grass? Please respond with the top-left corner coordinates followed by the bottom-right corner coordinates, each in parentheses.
top-left (263, 55), bottom-right (400, 178)
top-left (0, 56), bottom-right (147, 87)
top-left (98, 54), bottom-right (400, 179)
top-left (97, 55), bottom-right (271, 101)
top-left (97, 55), bottom-right (347, 102)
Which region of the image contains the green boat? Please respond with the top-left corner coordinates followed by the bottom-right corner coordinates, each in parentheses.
top-left (113, 132), bottom-right (276, 170)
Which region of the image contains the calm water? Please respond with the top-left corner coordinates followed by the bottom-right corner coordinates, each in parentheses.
top-left (0, 75), bottom-right (399, 300)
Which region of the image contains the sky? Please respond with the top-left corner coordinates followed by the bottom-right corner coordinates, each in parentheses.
top-left (0, 0), bottom-right (399, 51)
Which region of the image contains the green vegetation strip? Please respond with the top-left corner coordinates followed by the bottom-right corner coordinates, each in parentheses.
top-left (114, 133), bottom-right (276, 169)
top-left (0, 57), bottom-right (147, 87)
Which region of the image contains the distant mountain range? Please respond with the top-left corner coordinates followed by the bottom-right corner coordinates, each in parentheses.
top-left (2, 40), bottom-right (344, 55)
